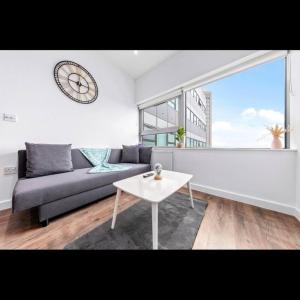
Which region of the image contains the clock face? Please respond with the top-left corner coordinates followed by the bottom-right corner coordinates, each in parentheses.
top-left (54, 61), bottom-right (98, 104)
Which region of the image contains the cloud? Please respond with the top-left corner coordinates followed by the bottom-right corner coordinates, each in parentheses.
top-left (241, 107), bottom-right (257, 118)
top-left (258, 109), bottom-right (284, 123)
top-left (212, 121), bottom-right (233, 131)
top-left (241, 108), bottom-right (284, 124)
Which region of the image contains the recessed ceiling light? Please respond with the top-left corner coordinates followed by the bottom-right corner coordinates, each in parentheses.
top-left (134, 50), bottom-right (139, 55)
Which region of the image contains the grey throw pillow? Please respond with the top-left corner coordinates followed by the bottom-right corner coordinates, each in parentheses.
top-left (25, 142), bottom-right (73, 178)
top-left (139, 146), bottom-right (152, 164)
top-left (108, 149), bottom-right (122, 164)
top-left (121, 145), bottom-right (139, 163)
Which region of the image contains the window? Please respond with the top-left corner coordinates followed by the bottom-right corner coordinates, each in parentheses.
top-left (139, 54), bottom-right (288, 149)
top-left (167, 133), bottom-right (176, 146)
top-left (140, 97), bottom-right (179, 147)
top-left (142, 134), bottom-right (156, 146)
top-left (203, 57), bottom-right (286, 148)
top-left (168, 99), bottom-right (178, 111)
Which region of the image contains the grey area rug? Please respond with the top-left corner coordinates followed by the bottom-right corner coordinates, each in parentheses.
top-left (64, 192), bottom-right (207, 250)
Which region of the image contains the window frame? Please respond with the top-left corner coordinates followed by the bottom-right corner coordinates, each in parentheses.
top-left (139, 52), bottom-right (289, 149)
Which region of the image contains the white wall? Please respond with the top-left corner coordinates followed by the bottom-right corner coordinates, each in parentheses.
top-left (289, 50), bottom-right (300, 219)
top-left (0, 51), bottom-right (138, 210)
top-left (135, 50), bottom-right (257, 103)
top-left (152, 148), bottom-right (297, 216)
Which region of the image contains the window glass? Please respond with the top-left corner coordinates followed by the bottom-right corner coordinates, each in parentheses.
top-left (203, 57), bottom-right (286, 148)
top-left (140, 57), bottom-right (286, 149)
top-left (142, 135), bottom-right (156, 146)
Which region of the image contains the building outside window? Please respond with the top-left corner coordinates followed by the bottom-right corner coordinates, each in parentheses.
top-left (140, 91), bottom-right (211, 148)
top-left (185, 88), bottom-right (211, 148)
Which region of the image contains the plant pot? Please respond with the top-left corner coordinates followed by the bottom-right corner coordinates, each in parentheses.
top-left (154, 174), bottom-right (162, 180)
top-left (176, 138), bottom-right (185, 148)
top-left (271, 136), bottom-right (282, 149)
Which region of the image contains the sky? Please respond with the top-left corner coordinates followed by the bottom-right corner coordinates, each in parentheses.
top-left (202, 57), bottom-right (286, 148)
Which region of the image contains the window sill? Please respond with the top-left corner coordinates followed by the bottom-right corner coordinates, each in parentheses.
top-left (153, 147), bottom-right (297, 152)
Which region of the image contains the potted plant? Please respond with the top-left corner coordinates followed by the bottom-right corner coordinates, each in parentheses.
top-left (154, 163), bottom-right (163, 180)
top-left (266, 124), bottom-right (288, 149)
top-left (175, 127), bottom-right (186, 148)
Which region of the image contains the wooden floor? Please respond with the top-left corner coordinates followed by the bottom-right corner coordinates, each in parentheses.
top-left (0, 188), bottom-right (300, 249)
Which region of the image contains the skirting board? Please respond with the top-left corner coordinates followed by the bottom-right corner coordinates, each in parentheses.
top-left (0, 199), bottom-right (11, 211)
top-left (191, 183), bottom-right (300, 221)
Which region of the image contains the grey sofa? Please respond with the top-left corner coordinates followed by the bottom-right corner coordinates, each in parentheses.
top-left (12, 148), bottom-right (151, 226)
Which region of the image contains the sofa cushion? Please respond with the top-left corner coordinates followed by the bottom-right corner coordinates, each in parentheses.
top-left (25, 143), bottom-right (73, 178)
top-left (13, 163), bottom-right (151, 212)
top-left (71, 149), bottom-right (93, 169)
top-left (139, 146), bottom-right (152, 164)
top-left (108, 149), bottom-right (122, 164)
top-left (121, 145), bottom-right (139, 163)
top-left (18, 149), bottom-right (93, 178)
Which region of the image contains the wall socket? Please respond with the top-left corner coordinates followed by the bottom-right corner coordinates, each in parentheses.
top-left (3, 113), bottom-right (17, 122)
top-left (3, 167), bottom-right (17, 175)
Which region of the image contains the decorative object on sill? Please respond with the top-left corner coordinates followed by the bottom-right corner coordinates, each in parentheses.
top-left (54, 60), bottom-right (98, 104)
top-left (266, 124), bottom-right (290, 149)
top-left (176, 127), bottom-right (186, 148)
top-left (154, 163), bottom-right (162, 180)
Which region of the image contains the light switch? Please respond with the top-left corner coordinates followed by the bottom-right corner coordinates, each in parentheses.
top-left (3, 167), bottom-right (17, 175)
top-left (3, 113), bottom-right (17, 122)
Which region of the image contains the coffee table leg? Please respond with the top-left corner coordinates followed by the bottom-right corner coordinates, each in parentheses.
top-left (111, 188), bottom-right (121, 229)
top-left (187, 181), bottom-right (194, 208)
top-left (152, 202), bottom-right (158, 250)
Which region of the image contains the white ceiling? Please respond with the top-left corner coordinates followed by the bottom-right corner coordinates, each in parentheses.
top-left (101, 50), bottom-right (178, 79)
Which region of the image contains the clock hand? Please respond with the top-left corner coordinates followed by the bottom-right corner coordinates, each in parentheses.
top-left (80, 83), bottom-right (89, 88)
top-left (67, 78), bottom-right (81, 92)
top-left (77, 75), bottom-right (83, 92)
top-left (68, 77), bottom-right (88, 89)
top-left (68, 78), bottom-right (78, 84)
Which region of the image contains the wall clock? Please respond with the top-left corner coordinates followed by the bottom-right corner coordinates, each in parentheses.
top-left (54, 60), bottom-right (98, 104)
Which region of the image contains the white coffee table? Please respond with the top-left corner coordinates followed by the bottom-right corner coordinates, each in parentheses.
top-left (111, 170), bottom-right (194, 249)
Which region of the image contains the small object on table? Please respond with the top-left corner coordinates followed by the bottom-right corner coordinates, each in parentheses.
top-left (154, 163), bottom-right (162, 180)
top-left (143, 172), bottom-right (154, 178)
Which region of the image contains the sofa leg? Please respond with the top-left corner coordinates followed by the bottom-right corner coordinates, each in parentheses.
top-left (40, 219), bottom-right (49, 227)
